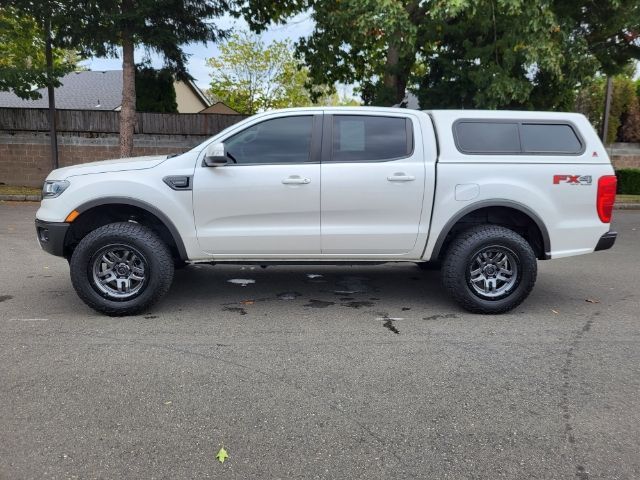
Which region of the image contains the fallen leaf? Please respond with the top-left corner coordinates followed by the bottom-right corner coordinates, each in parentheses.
top-left (216, 447), bottom-right (229, 464)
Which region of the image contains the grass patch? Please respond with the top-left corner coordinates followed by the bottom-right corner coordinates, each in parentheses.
top-left (616, 194), bottom-right (640, 203)
top-left (0, 185), bottom-right (41, 196)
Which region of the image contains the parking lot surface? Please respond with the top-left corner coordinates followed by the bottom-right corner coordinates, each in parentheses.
top-left (1, 202), bottom-right (639, 479)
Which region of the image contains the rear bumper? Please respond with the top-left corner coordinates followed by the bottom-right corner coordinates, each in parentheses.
top-left (594, 231), bottom-right (617, 252)
top-left (35, 219), bottom-right (69, 257)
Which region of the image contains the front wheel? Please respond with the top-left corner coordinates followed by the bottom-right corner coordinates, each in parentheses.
top-left (70, 222), bottom-right (174, 316)
top-left (441, 225), bottom-right (537, 314)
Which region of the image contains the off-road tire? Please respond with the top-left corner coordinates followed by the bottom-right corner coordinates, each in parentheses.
top-left (441, 225), bottom-right (537, 314)
top-left (70, 222), bottom-right (174, 316)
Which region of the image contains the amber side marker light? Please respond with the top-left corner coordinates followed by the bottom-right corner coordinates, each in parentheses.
top-left (65, 210), bottom-right (80, 223)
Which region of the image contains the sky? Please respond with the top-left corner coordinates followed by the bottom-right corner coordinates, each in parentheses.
top-left (82, 14), bottom-right (315, 90)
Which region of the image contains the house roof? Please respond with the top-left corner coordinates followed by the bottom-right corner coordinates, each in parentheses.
top-left (0, 69), bottom-right (211, 111)
top-left (0, 70), bottom-right (124, 110)
top-left (200, 101), bottom-right (240, 115)
top-left (184, 80), bottom-right (211, 108)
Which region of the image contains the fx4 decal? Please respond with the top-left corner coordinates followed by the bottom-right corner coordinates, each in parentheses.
top-left (553, 175), bottom-right (592, 185)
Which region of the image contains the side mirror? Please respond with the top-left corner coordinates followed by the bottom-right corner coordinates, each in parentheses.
top-left (203, 142), bottom-right (229, 167)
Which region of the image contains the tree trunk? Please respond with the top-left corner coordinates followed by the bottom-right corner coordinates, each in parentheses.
top-left (383, 45), bottom-right (409, 106)
top-left (45, 18), bottom-right (59, 170)
top-left (383, 45), bottom-right (401, 105)
top-left (120, 32), bottom-right (136, 158)
top-left (601, 76), bottom-right (613, 143)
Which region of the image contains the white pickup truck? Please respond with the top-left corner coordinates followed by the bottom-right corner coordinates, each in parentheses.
top-left (35, 107), bottom-right (617, 315)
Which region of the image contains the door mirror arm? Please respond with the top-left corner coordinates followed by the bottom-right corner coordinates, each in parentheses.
top-left (203, 155), bottom-right (230, 167)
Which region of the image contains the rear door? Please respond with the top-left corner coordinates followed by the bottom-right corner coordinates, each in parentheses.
top-left (320, 113), bottom-right (426, 254)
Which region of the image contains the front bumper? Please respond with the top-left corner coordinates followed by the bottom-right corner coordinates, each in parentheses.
top-left (594, 231), bottom-right (617, 252)
top-left (35, 219), bottom-right (69, 257)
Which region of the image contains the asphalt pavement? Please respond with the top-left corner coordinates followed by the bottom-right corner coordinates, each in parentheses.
top-left (1, 202), bottom-right (638, 479)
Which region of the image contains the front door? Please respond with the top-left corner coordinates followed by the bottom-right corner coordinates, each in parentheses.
top-left (320, 114), bottom-right (426, 255)
top-left (193, 114), bottom-right (322, 256)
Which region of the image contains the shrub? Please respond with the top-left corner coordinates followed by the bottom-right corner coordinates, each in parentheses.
top-left (621, 96), bottom-right (640, 143)
top-left (575, 75), bottom-right (639, 143)
top-left (616, 168), bottom-right (640, 195)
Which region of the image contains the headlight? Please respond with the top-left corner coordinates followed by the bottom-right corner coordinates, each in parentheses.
top-left (42, 180), bottom-right (70, 199)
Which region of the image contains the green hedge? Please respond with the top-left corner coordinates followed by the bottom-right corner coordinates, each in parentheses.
top-left (616, 168), bottom-right (640, 195)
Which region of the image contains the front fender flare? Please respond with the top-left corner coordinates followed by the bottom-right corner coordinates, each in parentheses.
top-left (74, 196), bottom-right (189, 260)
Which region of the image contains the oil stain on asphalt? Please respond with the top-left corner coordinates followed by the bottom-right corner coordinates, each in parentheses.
top-left (277, 292), bottom-right (301, 301)
top-left (382, 318), bottom-right (400, 334)
top-left (423, 313), bottom-right (459, 321)
top-left (341, 301), bottom-right (374, 309)
top-left (304, 299), bottom-right (335, 308)
top-left (376, 314), bottom-right (402, 334)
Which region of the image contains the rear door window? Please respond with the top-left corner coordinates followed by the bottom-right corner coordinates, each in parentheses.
top-left (331, 115), bottom-right (412, 162)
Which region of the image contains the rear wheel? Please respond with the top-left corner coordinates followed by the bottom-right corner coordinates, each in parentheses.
top-left (441, 225), bottom-right (537, 314)
top-left (70, 222), bottom-right (174, 316)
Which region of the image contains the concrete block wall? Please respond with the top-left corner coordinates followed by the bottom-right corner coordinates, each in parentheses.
top-left (608, 143), bottom-right (640, 170)
top-left (2, 132), bottom-right (640, 188)
top-left (0, 131), bottom-right (208, 187)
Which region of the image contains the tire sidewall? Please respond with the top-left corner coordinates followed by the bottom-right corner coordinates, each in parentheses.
top-left (444, 227), bottom-right (537, 313)
top-left (70, 225), bottom-right (173, 315)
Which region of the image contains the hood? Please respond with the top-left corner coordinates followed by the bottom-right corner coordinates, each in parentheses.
top-left (48, 155), bottom-right (168, 180)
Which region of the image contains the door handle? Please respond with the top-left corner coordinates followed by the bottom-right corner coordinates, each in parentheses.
top-left (282, 176), bottom-right (311, 185)
top-left (387, 173), bottom-right (415, 182)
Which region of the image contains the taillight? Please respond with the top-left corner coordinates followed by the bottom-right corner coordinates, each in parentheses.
top-left (596, 175), bottom-right (617, 223)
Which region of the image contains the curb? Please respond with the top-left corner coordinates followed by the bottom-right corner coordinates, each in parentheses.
top-left (0, 194), bottom-right (41, 202)
top-left (614, 203), bottom-right (640, 210)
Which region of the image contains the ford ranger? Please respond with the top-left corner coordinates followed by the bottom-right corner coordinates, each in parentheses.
top-left (35, 107), bottom-right (617, 315)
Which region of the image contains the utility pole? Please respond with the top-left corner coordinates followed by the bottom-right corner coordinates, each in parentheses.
top-left (45, 18), bottom-right (59, 170)
top-left (601, 76), bottom-right (613, 144)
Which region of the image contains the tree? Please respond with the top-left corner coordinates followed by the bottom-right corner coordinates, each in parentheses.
top-left (135, 66), bottom-right (178, 113)
top-left (242, 0), bottom-right (640, 109)
top-left (575, 78), bottom-right (606, 134)
top-left (3, 1), bottom-right (84, 169)
top-left (242, 0), bottom-right (425, 106)
top-left (576, 74), bottom-right (639, 143)
top-left (207, 32), bottom-right (311, 114)
top-left (416, 0), bottom-right (640, 110)
top-left (60, 0), bottom-right (231, 157)
top-left (0, 6), bottom-right (77, 99)
top-left (417, 1), bottom-right (587, 109)
top-left (621, 96), bottom-right (640, 143)
top-left (207, 32), bottom-right (353, 114)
